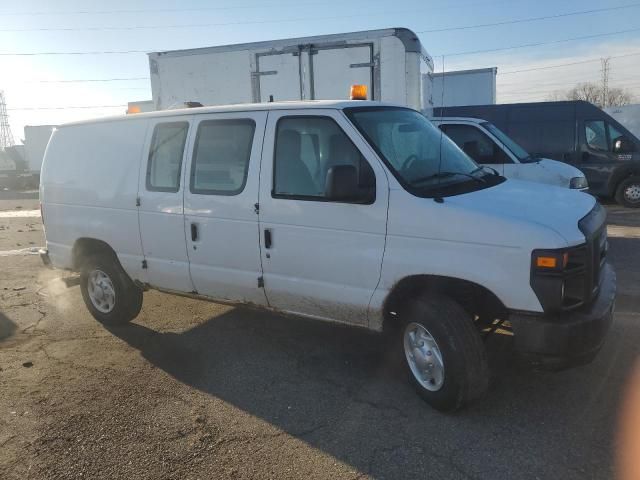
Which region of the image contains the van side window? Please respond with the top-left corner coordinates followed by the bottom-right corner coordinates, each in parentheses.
top-left (273, 117), bottom-right (375, 201)
top-left (440, 124), bottom-right (511, 164)
top-left (585, 120), bottom-right (608, 151)
top-left (147, 122), bottom-right (189, 192)
top-left (190, 119), bottom-right (256, 195)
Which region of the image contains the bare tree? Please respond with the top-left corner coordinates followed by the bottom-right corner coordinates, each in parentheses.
top-left (566, 82), bottom-right (603, 105)
top-left (559, 81), bottom-right (633, 108)
top-left (606, 87), bottom-right (634, 107)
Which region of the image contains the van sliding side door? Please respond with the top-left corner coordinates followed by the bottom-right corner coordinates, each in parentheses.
top-left (183, 111), bottom-right (269, 306)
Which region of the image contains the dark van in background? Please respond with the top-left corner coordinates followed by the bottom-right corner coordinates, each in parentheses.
top-left (434, 100), bottom-right (640, 207)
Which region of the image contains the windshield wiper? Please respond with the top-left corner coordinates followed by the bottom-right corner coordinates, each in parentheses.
top-left (411, 171), bottom-right (486, 186)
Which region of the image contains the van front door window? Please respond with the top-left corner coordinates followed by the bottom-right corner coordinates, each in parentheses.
top-left (273, 116), bottom-right (375, 201)
top-left (585, 120), bottom-right (608, 152)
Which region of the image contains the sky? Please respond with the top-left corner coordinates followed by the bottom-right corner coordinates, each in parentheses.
top-left (1, 0), bottom-right (640, 142)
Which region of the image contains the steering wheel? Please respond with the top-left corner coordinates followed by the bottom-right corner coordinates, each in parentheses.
top-left (401, 154), bottom-right (419, 172)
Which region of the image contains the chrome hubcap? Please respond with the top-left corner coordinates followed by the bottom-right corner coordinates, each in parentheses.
top-left (624, 184), bottom-right (640, 203)
top-left (87, 270), bottom-right (116, 314)
top-left (403, 322), bottom-right (445, 392)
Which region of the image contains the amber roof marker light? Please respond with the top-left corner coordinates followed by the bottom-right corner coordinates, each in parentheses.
top-left (350, 85), bottom-right (368, 100)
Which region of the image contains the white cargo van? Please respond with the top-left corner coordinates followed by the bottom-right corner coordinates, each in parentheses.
top-left (432, 117), bottom-right (588, 190)
top-left (40, 101), bottom-right (616, 411)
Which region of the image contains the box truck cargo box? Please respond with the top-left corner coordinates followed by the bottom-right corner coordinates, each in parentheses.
top-left (149, 28), bottom-right (434, 111)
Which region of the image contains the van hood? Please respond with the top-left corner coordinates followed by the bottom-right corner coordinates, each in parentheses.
top-left (451, 178), bottom-right (596, 245)
top-left (537, 158), bottom-right (586, 182)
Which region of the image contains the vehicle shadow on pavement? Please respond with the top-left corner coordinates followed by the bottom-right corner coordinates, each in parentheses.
top-left (0, 311), bottom-right (17, 342)
top-left (106, 302), bottom-right (633, 479)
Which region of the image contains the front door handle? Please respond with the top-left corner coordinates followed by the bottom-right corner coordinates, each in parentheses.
top-left (264, 229), bottom-right (272, 249)
top-left (191, 223), bottom-right (198, 242)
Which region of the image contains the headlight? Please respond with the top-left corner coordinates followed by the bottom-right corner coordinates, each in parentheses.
top-left (570, 176), bottom-right (588, 189)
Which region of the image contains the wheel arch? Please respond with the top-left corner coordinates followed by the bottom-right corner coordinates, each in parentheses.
top-left (382, 274), bottom-right (508, 331)
top-left (608, 162), bottom-right (640, 196)
top-left (71, 237), bottom-right (119, 271)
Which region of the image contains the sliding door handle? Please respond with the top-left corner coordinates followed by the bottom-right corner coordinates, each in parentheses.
top-left (264, 229), bottom-right (272, 249)
top-left (191, 223), bottom-right (199, 242)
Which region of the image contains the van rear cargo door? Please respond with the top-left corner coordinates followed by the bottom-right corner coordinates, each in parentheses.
top-left (256, 52), bottom-right (301, 102)
top-left (310, 45), bottom-right (373, 100)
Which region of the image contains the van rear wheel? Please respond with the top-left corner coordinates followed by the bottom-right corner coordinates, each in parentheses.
top-left (401, 294), bottom-right (489, 412)
top-left (615, 175), bottom-right (640, 208)
top-left (80, 253), bottom-right (143, 325)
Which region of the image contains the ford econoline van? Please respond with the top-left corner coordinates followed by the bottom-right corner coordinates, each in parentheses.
top-left (40, 101), bottom-right (616, 411)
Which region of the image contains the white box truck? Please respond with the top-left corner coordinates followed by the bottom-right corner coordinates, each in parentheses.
top-left (149, 28), bottom-right (434, 111)
top-left (430, 67), bottom-right (497, 108)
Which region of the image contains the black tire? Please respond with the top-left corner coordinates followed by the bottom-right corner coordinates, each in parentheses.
top-left (400, 294), bottom-right (489, 412)
top-left (615, 175), bottom-right (640, 208)
top-left (79, 253), bottom-right (143, 325)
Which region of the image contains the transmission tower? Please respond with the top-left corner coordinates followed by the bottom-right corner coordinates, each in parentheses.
top-left (0, 91), bottom-right (15, 148)
top-left (601, 57), bottom-right (610, 108)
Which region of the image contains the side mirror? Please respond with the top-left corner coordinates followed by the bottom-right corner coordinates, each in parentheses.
top-left (613, 136), bottom-right (635, 154)
top-left (325, 165), bottom-right (371, 202)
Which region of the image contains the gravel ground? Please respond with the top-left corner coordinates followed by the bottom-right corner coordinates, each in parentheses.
top-left (0, 191), bottom-right (638, 479)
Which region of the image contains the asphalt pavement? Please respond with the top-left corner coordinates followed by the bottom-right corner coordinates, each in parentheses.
top-left (0, 191), bottom-right (638, 479)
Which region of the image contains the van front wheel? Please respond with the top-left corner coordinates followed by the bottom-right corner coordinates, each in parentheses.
top-left (401, 294), bottom-right (489, 411)
top-left (80, 254), bottom-right (143, 325)
top-left (615, 175), bottom-right (640, 208)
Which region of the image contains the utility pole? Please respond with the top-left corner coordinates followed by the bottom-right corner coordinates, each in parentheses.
top-left (0, 91), bottom-right (15, 148)
top-left (601, 57), bottom-right (610, 108)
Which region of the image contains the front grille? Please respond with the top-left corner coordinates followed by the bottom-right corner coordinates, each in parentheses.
top-left (530, 203), bottom-right (607, 313)
top-left (578, 203), bottom-right (608, 306)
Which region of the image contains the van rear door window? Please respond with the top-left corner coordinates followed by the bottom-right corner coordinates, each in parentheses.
top-left (146, 122), bottom-right (189, 192)
top-left (190, 119), bottom-right (256, 195)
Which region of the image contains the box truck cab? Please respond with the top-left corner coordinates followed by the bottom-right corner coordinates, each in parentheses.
top-left (435, 101), bottom-right (640, 207)
top-left (432, 117), bottom-right (588, 190)
top-left (40, 101), bottom-right (616, 411)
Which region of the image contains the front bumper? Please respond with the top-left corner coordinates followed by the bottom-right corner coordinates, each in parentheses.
top-left (510, 261), bottom-right (616, 369)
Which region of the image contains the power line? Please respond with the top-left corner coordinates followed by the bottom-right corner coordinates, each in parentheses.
top-left (4, 24), bottom-right (640, 58)
top-left (0, 49), bottom-right (148, 56)
top-left (499, 80), bottom-right (640, 96)
top-left (0, 0), bottom-right (524, 17)
top-left (0, 1), bottom-right (342, 16)
top-left (498, 51), bottom-right (640, 75)
top-left (3, 2), bottom-right (637, 33)
top-left (417, 3), bottom-right (640, 34)
top-left (439, 27), bottom-right (640, 57)
top-left (24, 77), bottom-right (148, 83)
top-left (7, 104), bottom-right (126, 111)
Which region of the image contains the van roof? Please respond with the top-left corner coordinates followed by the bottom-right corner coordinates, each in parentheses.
top-left (58, 100), bottom-right (406, 128)
top-left (431, 117), bottom-right (487, 124)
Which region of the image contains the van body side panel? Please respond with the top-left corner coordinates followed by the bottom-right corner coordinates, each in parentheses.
top-left (40, 120), bottom-right (148, 278)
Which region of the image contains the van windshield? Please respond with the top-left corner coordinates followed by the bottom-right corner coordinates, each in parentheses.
top-left (345, 107), bottom-right (503, 197)
top-left (481, 122), bottom-right (535, 163)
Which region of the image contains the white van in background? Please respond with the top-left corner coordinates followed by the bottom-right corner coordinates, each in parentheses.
top-left (40, 101), bottom-right (615, 411)
top-left (432, 117), bottom-right (589, 190)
